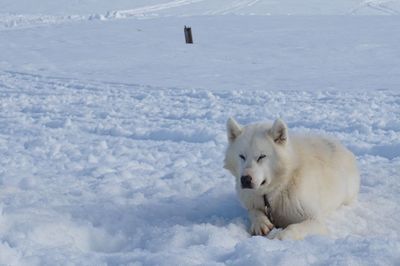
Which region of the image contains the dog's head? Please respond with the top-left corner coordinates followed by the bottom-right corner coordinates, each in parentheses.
top-left (224, 117), bottom-right (291, 192)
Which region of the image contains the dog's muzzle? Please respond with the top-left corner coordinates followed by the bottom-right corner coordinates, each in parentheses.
top-left (241, 175), bottom-right (253, 189)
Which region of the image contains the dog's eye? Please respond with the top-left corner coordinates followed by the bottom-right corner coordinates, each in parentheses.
top-left (239, 154), bottom-right (246, 161)
top-left (257, 154), bottom-right (267, 162)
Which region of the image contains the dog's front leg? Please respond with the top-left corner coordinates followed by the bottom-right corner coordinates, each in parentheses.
top-left (248, 209), bottom-right (274, 236)
top-left (275, 218), bottom-right (328, 240)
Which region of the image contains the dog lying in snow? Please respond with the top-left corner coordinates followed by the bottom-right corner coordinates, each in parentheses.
top-left (224, 118), bottom-right (360, 240)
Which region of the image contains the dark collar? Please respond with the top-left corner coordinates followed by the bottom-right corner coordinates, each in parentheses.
top-left (263, 194), bottom-right (274, 224)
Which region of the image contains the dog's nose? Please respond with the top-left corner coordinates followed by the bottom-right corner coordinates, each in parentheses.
top-left (241, 175), bottom-right (253, 189)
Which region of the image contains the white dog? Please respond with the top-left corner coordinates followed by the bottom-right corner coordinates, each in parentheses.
top-left (224, 118), bottom-right (360, 240)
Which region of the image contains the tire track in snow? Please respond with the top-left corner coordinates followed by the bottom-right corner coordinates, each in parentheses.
top-left (204, 0), bottom-right (261, 15)
top-left (2, 0), bottom-right (400, 30)
top-left (0, 0), bottom-right (205, 31)
top-left (349, 0), bottom-right (400, 15)
top-left (104, 0), bottom-right (205, 19)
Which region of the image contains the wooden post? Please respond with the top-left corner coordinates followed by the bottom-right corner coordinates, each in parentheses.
top-left (184, 26), bottom-right (193, 44)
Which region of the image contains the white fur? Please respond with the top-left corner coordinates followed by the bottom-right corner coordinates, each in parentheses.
top-left (224, 118), bottom-right (360, 240)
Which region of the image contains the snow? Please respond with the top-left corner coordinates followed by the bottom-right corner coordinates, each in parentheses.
top-left (1, 1), bottom-right (400, 265)
top-left (1, 16), bottom-right (400, 91)
top-left (1, 0), bottom-right (400, 16)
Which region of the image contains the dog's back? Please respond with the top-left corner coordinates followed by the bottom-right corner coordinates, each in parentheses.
top-left (290, 135), bottom-right (360, 215)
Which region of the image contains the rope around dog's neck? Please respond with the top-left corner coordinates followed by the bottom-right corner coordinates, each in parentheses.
top-left (263, 194), bottom-right (274, 224)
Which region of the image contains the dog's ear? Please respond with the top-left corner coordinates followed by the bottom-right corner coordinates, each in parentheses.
top-left (227, 117), bottom-right (242, 143)
top-left (269, 118), bottom-right (288, 145)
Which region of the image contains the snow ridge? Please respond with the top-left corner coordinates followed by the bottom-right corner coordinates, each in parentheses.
top-left (104, 0), bottom-right (205, 19)
top-left (350, 0), bottom-right (400, 14)
top-left (1, 0), bottom-right (400, 30)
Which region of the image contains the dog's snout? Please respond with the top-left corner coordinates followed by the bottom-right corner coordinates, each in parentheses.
top-left (241, 175), bottom-right (253, 189)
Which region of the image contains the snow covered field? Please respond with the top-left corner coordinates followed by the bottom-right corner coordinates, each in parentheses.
top-left (1, 1), bottom-right (400, 265)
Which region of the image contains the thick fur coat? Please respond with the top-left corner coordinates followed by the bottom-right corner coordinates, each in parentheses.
top-left (224, 118), bottom-right (360, 240)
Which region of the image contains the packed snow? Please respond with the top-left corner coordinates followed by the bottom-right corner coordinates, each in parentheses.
top-left (1, 1), bottom-right (400, 265)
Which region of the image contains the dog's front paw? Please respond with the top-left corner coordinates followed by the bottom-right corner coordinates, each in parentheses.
top-left (250, 213), bottom-right (274, 236)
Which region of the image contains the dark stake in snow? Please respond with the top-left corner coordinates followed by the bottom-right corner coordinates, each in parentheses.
top-left (184, 26), bottom-right (193, 44)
